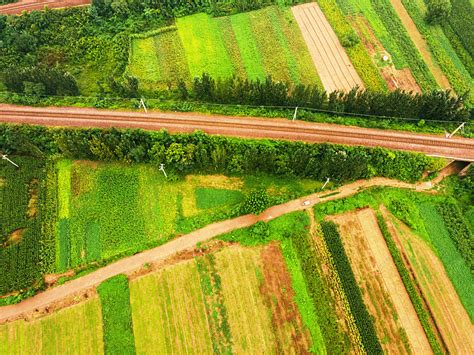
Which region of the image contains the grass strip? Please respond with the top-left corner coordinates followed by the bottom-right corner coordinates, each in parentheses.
top-left (320, 221), bottom-right (382, 354)
top-left (196, 254), bottom-right (233, 354)
top-left (97, 274), bottom-right (136, 355)
top-left (376, 214), bottom-right (443, 354)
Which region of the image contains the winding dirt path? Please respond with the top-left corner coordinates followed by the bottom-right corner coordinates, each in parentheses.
top-left (0, 174), bottom-right (450, 323)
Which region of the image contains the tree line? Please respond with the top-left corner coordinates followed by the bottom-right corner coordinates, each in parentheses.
top-left (0, 124), bottom-right (438, 183)
top-left (189, 74), bottom-right (471, 122)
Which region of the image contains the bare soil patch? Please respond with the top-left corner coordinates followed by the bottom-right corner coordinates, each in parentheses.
top-left (388, 0), bottom-right (450, 89)
top-left (27, 179), bottom-right (39, 218)
top-left (350, 16), bottom-right (421, 93)
top-left (328, 209), bottom-right (426, 354)
top-left (3, 228), bottom-right (25, 247)
top-left (386, 213), bottom-right (474, 354)
top-left (260, 242), bottom-right (311, 353)
top-left (292, 3), bottom-right (364, 92)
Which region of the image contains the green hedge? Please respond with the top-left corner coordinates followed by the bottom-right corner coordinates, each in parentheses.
top-left (376, 214), bottom-right (443, 354)
top-left (320, 221), bottom-right (382, 354)
top-left (97, 274), bottom-right (136, 355)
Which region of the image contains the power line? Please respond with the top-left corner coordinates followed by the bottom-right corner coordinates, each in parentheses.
top-left (0, 91), bottom-right (469, 125)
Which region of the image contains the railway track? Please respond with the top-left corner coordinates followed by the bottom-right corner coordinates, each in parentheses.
top-left (0, 0), bottom-right (89, 15)
top-left (1, 105), bottom-right (473, 161)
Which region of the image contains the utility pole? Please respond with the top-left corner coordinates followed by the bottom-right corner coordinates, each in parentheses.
top-left (321, 177), bottom-right (330, 190)
top-left (292, 106), bottom-right (299, 121)
top-left (447, 122), bottom-right (465, 139)
top-left (159, 164), bottom-right (167, 178)
top-left (139, 98), bottom-right (148, 113)
top-left (1, 154), bottom-right (19, 168)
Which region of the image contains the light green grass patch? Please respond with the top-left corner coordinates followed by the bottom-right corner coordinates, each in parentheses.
top-left (195, 188), bottom-right (244, 210)
top-left (418, 203), bottom-right (474, 320)
top-left (128, 37), bottom-right (161, 82)
top-left (56, 159), bottom-right (71, 219)
top-left (177, 13), bottom-right (235, 79)
top-left (229, 12), bottom-right (267, 80)
top-left (216, 16), bottom-right (247, 79)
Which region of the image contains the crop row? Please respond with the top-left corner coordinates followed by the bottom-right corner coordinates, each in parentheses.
top-left (400, 0), bottom-right (473, 104)
top-left (437, 202), bottom-right (473, 271)
top-left (418, 203), bottom-right (474, 320)
top-left (320, 221), bottom-right (382, 354)
top-left (97, 274), bottom-right (136, 355)
top-left (311, 223), bottom-right (364, 352)
top-left (195, 254), bottom-right (233, 353)
top-left (316, 0), bottom-right (387, 92)
top-left (290, 221), bottom-right (352, 353)
top-left (376, 214), bottom-right (443, 354)
top-left (445, 0), bottom-right (474, 59)
top-left (368, 0), bottom-right (437, 91)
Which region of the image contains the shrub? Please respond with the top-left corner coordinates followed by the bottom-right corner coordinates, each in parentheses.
top-left (241, 189), bottom-right (270, 214)
top-left (426, 0), bottom-right (452, 24)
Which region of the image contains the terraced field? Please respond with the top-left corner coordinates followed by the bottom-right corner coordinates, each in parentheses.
top-left (127, 6), bottom-right (322, 90)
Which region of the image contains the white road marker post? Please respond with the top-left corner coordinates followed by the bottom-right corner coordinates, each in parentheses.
top-left (293, 106), bottom-right (299, 121)
top-left (321, 177), bottom-right (330, 190)
top-left (140, 98), bottom-right (148, 113)
top-left (159, 164), bottom-right (168, 178)
top-left (447, 122), bottom-right (466, 139)
top-left (1, 154), bottom-right (19, 168)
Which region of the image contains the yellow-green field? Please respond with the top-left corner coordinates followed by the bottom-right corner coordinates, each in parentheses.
top-left (127, 6), bottom-right (322, 89)
top-left (129, 244), bottom-right (312, 353)
top-left (130, 261), bottom-right (213, 353)
top-left (0, 298), bottom-right (104, 355)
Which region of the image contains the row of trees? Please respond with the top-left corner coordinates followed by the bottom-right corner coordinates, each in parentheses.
top-left (90, 0), bottom-right (303, 19)
top-left (0, 124), bottom-right (437, 183)
top-left (190, 74), bottom-right (471, 122)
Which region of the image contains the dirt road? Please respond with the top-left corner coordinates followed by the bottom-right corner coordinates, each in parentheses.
top-left (292, 3), bottom-right (364, 92)
top-left (0, 175), bottom-right (449, 323)
top-left (0, 0), bottom-right (89, 15)
top-left (1, 105), bottom-right (473, 161)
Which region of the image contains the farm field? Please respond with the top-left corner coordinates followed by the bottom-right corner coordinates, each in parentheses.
top-left (0, 297), bottom-right (104, 354)
top-left (127, 6), bottom-right (322, 90)
top-left (292, 3), bottom-right (364, 92)
top-left (0, 157), bottom-right (472, 353)
top-left (328, 208), bottom-right (430, 353)
top-left (1, 156), bottom-right (328, 298)
top-left (386, 214), bottom-right (474, 354)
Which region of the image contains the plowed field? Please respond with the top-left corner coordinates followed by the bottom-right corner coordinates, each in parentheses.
top-left (292, 3), bottom-right (364, 92)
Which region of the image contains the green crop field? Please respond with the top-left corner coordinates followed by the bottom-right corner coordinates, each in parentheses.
top-left (127, 6), bottom-right (322, 90)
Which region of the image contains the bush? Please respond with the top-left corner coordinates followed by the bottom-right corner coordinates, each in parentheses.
top-left (426, 0), bottom-right (452, 24)
top-left (241, 189), bottom-right (270, 214)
